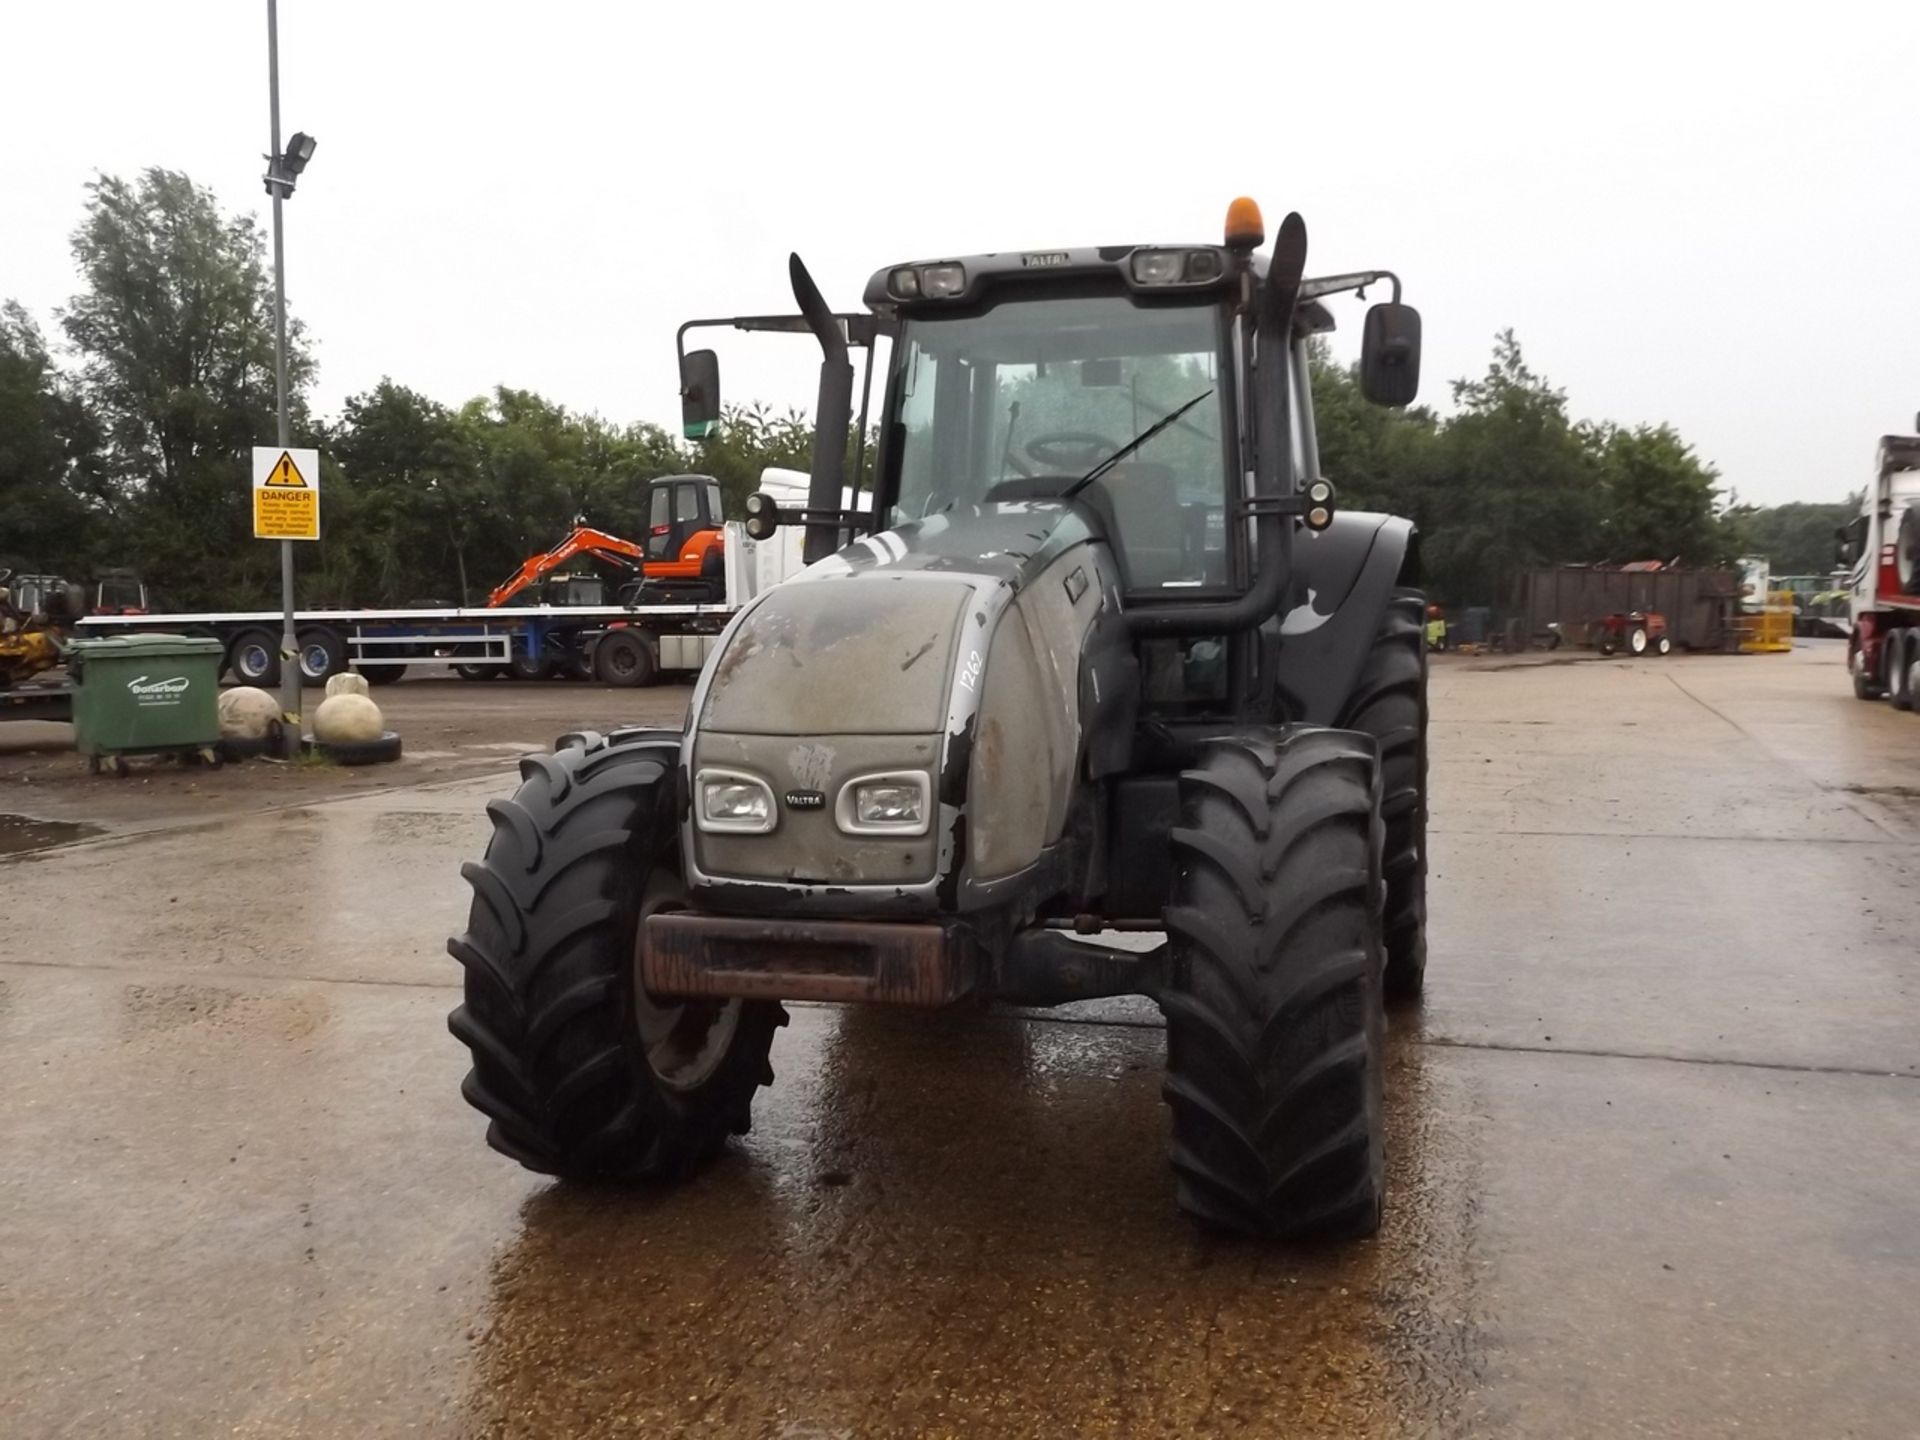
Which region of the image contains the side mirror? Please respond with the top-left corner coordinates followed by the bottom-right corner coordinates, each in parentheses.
top-left (743, 490), bottom-right (782, 542)
top-left (1834, 526), bottom-right (1854, 567)
top-left (680, 348), bottom-right (721, 440)
top-left (1359, 302), bottom-right (1422, 407)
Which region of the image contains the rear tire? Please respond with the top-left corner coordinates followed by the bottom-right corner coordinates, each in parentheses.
top-left (1336, 588), bottom-right (1427, 1003)
top-left (447, 733), bottom-right (783, 1178)
top-left (1160, 728), bottom-right (1387, 1240)
top-left (594, 629), bottom-right (657, 688)
top-left (1628, 624), bottom-right (1649, 656)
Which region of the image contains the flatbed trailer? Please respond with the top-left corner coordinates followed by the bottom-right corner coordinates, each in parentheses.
top-left (0, 681), bottom-right (72, 724)
top-left (72, 523), bottom-right (757, 689)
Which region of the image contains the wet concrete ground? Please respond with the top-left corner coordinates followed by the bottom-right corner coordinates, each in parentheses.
top-left (3, 640), bottom-right (1917, 1437)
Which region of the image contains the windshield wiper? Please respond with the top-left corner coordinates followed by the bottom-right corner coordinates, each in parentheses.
top-left (1062, 389), bottom-right (1213, 500)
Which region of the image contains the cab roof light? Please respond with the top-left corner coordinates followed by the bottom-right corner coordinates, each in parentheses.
top-left (888, 263), bottom-right (966, 301)
top-left (1224, 196), bottom-right (1264, 250)
top-left (920, 263), bottom-right (966, 298)
top-left (1129, 248), bottom-right (1228, 286)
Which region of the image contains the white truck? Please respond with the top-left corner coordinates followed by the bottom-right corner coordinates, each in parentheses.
top-left (1843, 427), bottom-right (1920, 704)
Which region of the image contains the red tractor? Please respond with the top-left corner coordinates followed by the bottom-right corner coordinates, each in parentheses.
top-left (1593, 610), bottom-right (1671, 657)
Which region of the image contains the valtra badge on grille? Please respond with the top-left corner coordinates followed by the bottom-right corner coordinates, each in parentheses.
top-left (784, 789), bottom-right (826, 811)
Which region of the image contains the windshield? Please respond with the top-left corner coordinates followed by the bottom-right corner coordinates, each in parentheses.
top-left (885, 294), bottom-right (1230, 592)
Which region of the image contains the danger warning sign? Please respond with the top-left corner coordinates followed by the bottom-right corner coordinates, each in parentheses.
top-left (252, 446), bottom-right (320, 540)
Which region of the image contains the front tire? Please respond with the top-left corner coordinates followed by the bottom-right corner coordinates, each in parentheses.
top-left (1337, 588), bottom-right (1428, 1003)
top-left (1852, 644), bottom-right (1884, 699)
top-left (1160, 728), bottom-right (1388, 1240)
top-left (448, 733), bottom-right (783, 1178)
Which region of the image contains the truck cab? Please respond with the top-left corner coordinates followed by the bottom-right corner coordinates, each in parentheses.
top-left (1844, 429), bottom-right (1920, 701)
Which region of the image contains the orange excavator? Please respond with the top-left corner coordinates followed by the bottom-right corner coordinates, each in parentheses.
top-left (487, 474), bottom-right (727, 608)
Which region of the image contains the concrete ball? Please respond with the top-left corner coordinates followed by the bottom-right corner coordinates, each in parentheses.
top-left (325, 672), bottom-right (370, 699)
top-left (218, 686), bottom-right (281, 741)
top-left (313, 693), bottom-right (385, 744)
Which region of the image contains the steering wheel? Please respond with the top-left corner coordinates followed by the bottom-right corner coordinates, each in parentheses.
top-left (1024, 431), bottom-right (1120, 472)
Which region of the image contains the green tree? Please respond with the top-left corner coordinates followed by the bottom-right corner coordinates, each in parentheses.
top-left (689, 403), bottom-right (816, 513)
top-left (1729, 499), bottom-right (1859, 576)
top-left (1420, 332), bottom-right (1600, 605)
top-left (0, 301), bottom-right (105, 574)
top-left (1588, 422), bottom-right (1732, 565)
top-left (60, 168), bottom-right (313, 608)
top-left (326, 380), bottom-right (487, 604)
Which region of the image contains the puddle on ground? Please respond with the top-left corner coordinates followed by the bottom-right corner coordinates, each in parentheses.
top-left (0, 813), bottom-right (103, 856)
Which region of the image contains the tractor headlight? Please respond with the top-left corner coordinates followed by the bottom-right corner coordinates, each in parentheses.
top-left (837, 772), bottom-right (931, 836)
top-left (696, 769), bottom-right (776, 834)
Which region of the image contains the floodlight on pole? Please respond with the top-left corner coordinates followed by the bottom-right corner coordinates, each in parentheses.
top-left (263, 130), bottom-right (316, 198)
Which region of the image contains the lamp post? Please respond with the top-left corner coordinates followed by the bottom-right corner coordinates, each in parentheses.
top-left (262, 0), bottom-right (314, 758)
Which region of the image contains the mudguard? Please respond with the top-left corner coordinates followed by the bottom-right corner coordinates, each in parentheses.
top-left (1274, 512), bottom-right (1418, 724)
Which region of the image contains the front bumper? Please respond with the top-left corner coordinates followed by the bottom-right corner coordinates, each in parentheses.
top-left (641, 913), bottom-right (979, 1006)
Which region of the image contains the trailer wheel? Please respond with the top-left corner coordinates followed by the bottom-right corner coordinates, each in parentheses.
top-left (594, 629), bottom-right (657, 688)
top-left (508, 649), bottom-right (553, 682)
top-left (454, 663), bottom-right (500, 682)
top-left (447, 733), bottom-right (783, 1179)
top-left (1160, 727), bottom-right (1387, 1240)
top-left (227, 628), bottom-right (281, 686)
top-left (295, 628), bottom-right (346, 684)
top-left (358, 664), bottom-right (408, 686)
top-left (1337, 588), bottom-right (1427, 1003)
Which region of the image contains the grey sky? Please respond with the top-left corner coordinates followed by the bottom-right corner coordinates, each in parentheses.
top-left (4, 1), bottom-right (1915, 508)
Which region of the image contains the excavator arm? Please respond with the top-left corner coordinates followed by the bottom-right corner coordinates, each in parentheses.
top-left (487, 527), bottom-right (647, 608)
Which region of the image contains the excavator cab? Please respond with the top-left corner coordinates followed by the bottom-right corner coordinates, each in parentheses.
top-left (638, 475), bottom-right (726, 601)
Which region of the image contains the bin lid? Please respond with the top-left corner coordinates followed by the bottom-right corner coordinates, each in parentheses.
top-left (70, 633), bottom-right (226, 657)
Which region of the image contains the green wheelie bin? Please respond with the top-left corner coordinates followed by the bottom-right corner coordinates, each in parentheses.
top-left (69, 633), bottom-right (226, 775)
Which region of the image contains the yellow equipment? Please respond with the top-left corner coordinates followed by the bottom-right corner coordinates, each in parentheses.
top-left (0, 571), bottom-right (76, 688)
top-left (1736, 590), bottom-right (1795, 654)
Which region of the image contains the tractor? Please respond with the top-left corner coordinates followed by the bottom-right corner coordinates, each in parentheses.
top-left (448, 199), bottom-right (1430, 1239)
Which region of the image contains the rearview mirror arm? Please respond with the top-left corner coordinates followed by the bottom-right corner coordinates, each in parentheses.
top-left (1298, 270), bottom-right (1402, 304)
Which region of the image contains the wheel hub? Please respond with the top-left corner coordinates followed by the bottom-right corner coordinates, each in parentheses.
top-left (634, 872), bottom-right (741, 1092)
